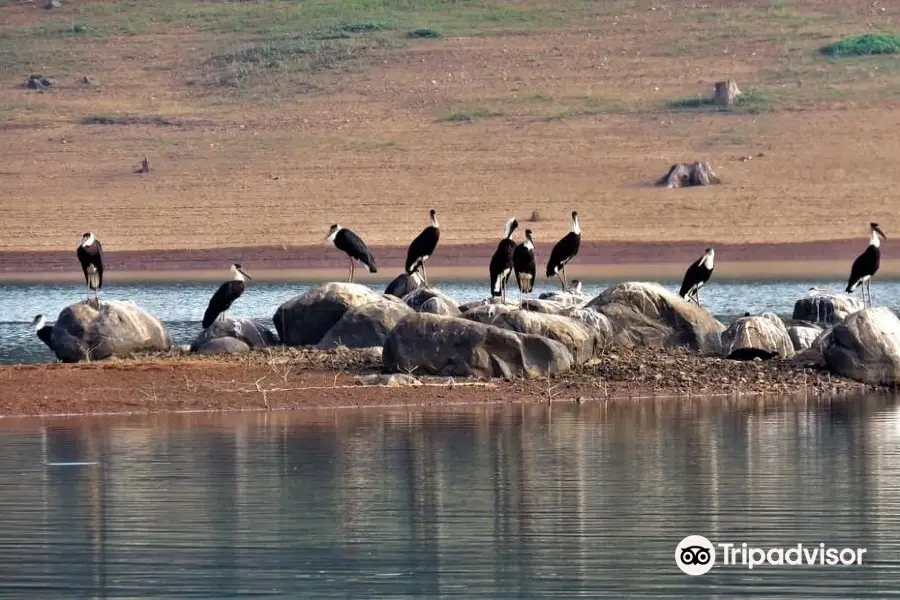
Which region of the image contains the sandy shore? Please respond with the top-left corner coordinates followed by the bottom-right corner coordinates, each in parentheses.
top-left (0, 239), bottom-right (890, 283)
top-left (0, 347), bottom-right (876, 418)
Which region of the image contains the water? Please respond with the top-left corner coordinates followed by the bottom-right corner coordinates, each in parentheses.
top-left (0, 399), bottom-right (899, 598)
top-left (3, 278), bottom-right (900, 364)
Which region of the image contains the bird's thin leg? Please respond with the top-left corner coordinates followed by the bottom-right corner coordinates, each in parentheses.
top-left (868, 280), bottom-right (873, 308)
top-left (348, 259), bottom-right (354, 283)
top-left (695, 287), bottom-right (702, 308)
top-left (556, 271), bottom-right (565, 292)
top-left (561, 267), bottom-right (569, 292)
top-left (421, 263), bottom-right (429, 287)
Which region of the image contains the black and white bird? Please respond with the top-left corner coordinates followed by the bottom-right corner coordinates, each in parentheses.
top-left (30, 314), bottom-right (54, 352)
top-left (846, 222), bottom-right (887, 308)
top-left (326, 224), bottom-right (378, 283)
top-left (202, 263), bottom-right (252, 329)
top-left (546, 211), bottom-right (581, 291)
top-left (405, 209), bottom-right (440, 286)
top-left (513, 228), bottom-right (536, 300)
top-left (679, 247), bottom-right (715, 307)
top-left (489, 217), bottom-right (519, 303)
top-left (76, 232), bottom-right (104, 303)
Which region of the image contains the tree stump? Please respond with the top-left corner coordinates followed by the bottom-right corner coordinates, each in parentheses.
top-left (714, 80), bottom-right (741, 107)
top-left (136, 157), bottom-right (150, 174)
top-left (656, 162), bottom-right (721, 189)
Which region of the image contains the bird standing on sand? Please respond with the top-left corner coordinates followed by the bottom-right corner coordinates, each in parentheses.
top-left (202, 263), bottom-right (252, 329)
top-left (846, 222), bottom-right (887, 308)
top-left (76, 232), bottom-right (103, 304)
top-left (405, 209), bottom-right (440, 286)
top-left (326, 224), bottom-right (378, 283)
top-left (31, 314), bottom-right (54, 352)
top-left (546, 211), bottom-right (581, 291)
top-left (513, 229), bottom-right (536, 300)
top-left (679, 247), bottom-right (715, 307)
top-left (489, 217), bottom-right (519, 303)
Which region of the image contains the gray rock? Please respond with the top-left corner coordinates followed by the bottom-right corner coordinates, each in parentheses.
top-left (356, 373), bottom-right (422, 387)
top-left (487, 309), bottom-right (604, 364)
top-left (586, 281), bottom-right (725, 354)
top-left (50, 299), bottom-right (172, 362)
top-left (272, 282), bottom-right (386, 346)
top-left (565, 308), bottom-right (614, 342)
top-left (384, 272), bottom-right (424, 298)
top-left (537, 290), bottom-right (590, 307)
top-left (318, 298), bottom-right (414, 349)
top-left (26, 74), bottom-right (54, 90)
top-left (402, 286), bottom-right (460, 312)
top-left (792, 290), bottom-right (863, 326)
top-left (458, 298), bottom-right (489, 313)
top-left (419, 296), bottom-right (461, 317)
top-left (462, 302), bottom-right (514, 324)
top-left (195, 337), bottom-right (251, 355)
top-left (190, 317), bottom-right (278, 352)
top-left (519, 299), bottom-right (570, 314)
top-left (720, 313), bottom-right (794, 360)
top-left (382, 312), bottom-right (573, 378)
top-left (821, 307), bottom-right (900, 387)
top-left (788, 323), bottom-right (824, 352)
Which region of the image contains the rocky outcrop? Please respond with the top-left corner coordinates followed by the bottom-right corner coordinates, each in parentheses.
top-left (537, 290), bottom-right (590, 307)
top-left (190, 317), bottom-right (278, 353)
top-left (195, 337), bottom-right (251, 355)
top-left (488, 309), bottom-right (604, 364)
top-left (462, 303), bottom-right (513, 324)
top-left (402, 286), bottom-right (460, 312)
top-left (384, 272), bottom-right (423, 298)
top-left (720, 313), bottom-right (794, 360)
top-left (519, 299), bottom-right (570, 315)
top-left (787, 322), bottom-right (824, 352)
top-left (272, 282), bottom-right (387, 346)
top-left (318, 298), bottom-right (414, 350)
top-left (586, 281), bottom-right (725, 354)
top-left (50, 299), bottom-right (172, 362)
top-left (820, 307), bottom-right (900, 387)
top-left (419, 296), bottom-right (461, 317)
top-left (792, 290), bottom-right (863, 326)
top-left (382, 312), bottom-right (573, 378)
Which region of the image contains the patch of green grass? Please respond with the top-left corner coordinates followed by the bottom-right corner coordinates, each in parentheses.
top-left (667, 87), bottom-right (770, 113)
top-left (346, 139), bottom-right (403, 152)
top-left (407, 27), bottom-right (441, 39)
top-left (30, 21), bottom-right (104, 38)
top-left (437, 106), bottom-right (503, 123)
top-left (822, 33), bottom-right (900, 58)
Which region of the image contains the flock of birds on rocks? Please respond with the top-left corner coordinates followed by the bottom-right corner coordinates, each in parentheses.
top-left (29, 216), bottom-right (887, 350)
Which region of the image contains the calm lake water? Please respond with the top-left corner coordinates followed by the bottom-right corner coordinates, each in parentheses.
top-left (1, 399), bottom-right (899, 598)
top-left (3, 277), bottom-right (899, 364)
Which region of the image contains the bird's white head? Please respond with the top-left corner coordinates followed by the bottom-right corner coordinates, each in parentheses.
top-left (701, 247), bottom-right (715, 269)
top-left (504, 217), bottom-right (519, 239)
top-left (571, 211), bottom-right (580, 235)
top-left (230, 263), bottom-right (252, 281)
top-left (429, 209), bottom-right (439, 229)
top-left (80, 232), bottom-right (95, 247)
top-left (524, 229), bottom-right (535, 250)
top-left (325, 224), bottom-right (341, 243)
top-left (31, 314), bottom-right (46, 330)
top-left (870, 222), bottom-right (887, 247)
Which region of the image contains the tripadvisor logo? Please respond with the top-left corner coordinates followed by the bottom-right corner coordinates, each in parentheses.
top-left (675, 536), bottom-right (867, 575)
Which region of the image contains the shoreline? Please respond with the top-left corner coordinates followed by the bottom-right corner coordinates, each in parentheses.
top-left (0, 347), bottom-right (878, 418)
top-left (0, 239), bottom-right (891, 284)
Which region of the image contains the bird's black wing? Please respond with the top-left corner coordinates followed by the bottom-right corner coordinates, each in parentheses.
top-left (202, 282), bottom-right (234, 329)
top-left (545, 232), bottom-right (579, 277)
top-left (338, 229), bottom-right (378, 273)
top-left (405, 227), bottom-right (439, 273)
top-left (846, 246), bottom-right (877, 292)
top-left (679, 257), bottom-right (705, 298)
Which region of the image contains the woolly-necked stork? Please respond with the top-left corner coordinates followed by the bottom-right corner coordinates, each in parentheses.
top-left (846, 222), bottom-right (887, 308)
top-left (326, 224), bottom-right (378, 283)
top-left (489, 217), bottom-right (519, 303)
top-left (202, 263), bottom-right (252, 329)
top-left (513, 228), bottom-right (536, 299)
top-left (679, 247), bottom-right (715, 307)
top-left (76, 232), bottom-right (103, 303)
top-left (405, 209), bottom-right (440, 286)
top-left (31, 314), bottom-right (53, 352)
top-left (546, 211), bottom-right (581, 291)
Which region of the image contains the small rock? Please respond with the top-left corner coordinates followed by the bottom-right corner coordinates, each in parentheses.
top-left (45, 0), bottom-right (61, 8)
top-left (356, 373), bottom-right (422, 387)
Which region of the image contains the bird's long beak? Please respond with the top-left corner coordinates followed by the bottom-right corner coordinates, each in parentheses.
top-left (877, 226), bottom-right (887, 240)
top-left (239, 268), bottom-right (252, 280)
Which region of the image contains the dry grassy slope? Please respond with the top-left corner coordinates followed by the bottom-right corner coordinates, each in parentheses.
top-left (0, 0), bottom-right (899, 255)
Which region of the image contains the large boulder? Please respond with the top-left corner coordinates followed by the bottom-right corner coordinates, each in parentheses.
top-left (566, 307), bottom-right (615, 342)
top-left (792, 290), bottom-right (863, 326)
top-left (50, 299), bottom-right (172, 362)
top-left (462, 303), bottom-right (513, 324)
top-left (519, 299), bottom-right (570, 315)
top-left (190, 317), bottom-right (278, 353)
top-left (720, 313), bottom-right (794, 360)
top-left (419, 296), bottom-right (461, 317)
top-left (272, 282), bottom-right (386, 346)
top-left (382, 312), bottom-right (573, 378)
top-left (488, 309), bottom-right (604, 364)
top-left (788, 322), bottom-right (824, 352)
top-left (402, 286), bottom-right (460, 312)
top-left (195, 337), bottom-right (250, 355)
top-left (318, 298), bottom-right (414, 350)
top-left (821, 307), bottom-right (900, 387)
top-left (537, 290), bottom-right (590, 307)
top-left (585, 281), bottom-right (725, 354)
top-left (384, 272), bottom-right (423, 298)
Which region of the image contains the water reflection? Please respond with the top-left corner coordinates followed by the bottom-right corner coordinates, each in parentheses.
top-left (0, 397), bottom-right (899, 597)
